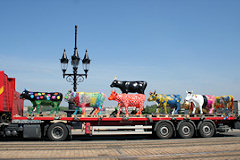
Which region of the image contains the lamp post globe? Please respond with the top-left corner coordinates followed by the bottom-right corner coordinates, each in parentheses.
top-left (60, 49), bottom-right (69, 76)
top-left (82, 49), bottom-right (91, 77)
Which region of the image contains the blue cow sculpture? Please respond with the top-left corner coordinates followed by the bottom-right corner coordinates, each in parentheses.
top-left (147, 91), bottom-right (181, 114)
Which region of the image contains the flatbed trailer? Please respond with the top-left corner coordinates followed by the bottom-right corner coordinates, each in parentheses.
top-left (6, 110), bottom-right (240, 141)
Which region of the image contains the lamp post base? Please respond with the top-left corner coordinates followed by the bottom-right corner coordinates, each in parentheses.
top-left (64, 102), bottom-right (76, 117)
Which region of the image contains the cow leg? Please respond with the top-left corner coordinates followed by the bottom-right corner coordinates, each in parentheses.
top-left (125, 105), bottom-right (129, 116)
top-left (163, 103), bottom-right (167, 114)
top-left (90, 108), bottom-right (96, 115)
top-left (136, 104), bottom-right (143, 116)
top-left (94, 107), bottom-right (99, 115)
top-left (82, 104), bottom-right (86, 115)
top-left (56, 103), bottom-right (60, 114)
top-left (192, 107), bottom-right (196, 114)
top-left (50, 102), bottom-right (58, 114)
top-left (199, 104), bottom-right (203, 114)
top-left (98, 105), bottom-right (104, 116)
top-left (29, 104), bottom-right (36, 115)
top-left (116, 103), bottom-right (119, 110)
top-left (136, 104), bottom-right (140, 115)
top-left (79, 107), bottom-right (82, 115)
top-left (209, 104), bottom-right (214, 114)
top-left (156, 105), bottom-right (160, 114)
top-left (35, 101), bottom-right (41, 115)
top-left (172, 108), bottom-right (175, 115)
top-left (73, 107), bottom-right (78, 115)
top-left (117, 107), bottom-right (122, 116)
top-left (175, 102), bottom-right (181, 114)
top-left (51, 102), bottom-right (57, 115)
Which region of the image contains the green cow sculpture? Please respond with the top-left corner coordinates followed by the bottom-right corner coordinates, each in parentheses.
top-left (20, 89), bottom-right (63, 115)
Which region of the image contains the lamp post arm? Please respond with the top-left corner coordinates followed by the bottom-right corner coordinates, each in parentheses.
top-left (63, 73), bottom-right (87, 77)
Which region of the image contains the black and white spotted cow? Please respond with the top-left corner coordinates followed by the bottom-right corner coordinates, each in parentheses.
top-left (110, 78), bottom-right (147, 94)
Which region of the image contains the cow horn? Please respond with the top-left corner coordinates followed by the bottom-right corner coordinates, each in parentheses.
top-left (114, 76), bottom-right (117, 80)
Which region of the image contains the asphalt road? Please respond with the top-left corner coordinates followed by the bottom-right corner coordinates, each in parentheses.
top-left (0, 130), bottom-right (240, 159)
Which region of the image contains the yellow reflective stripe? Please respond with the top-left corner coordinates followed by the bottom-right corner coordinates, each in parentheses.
top-left (0, 86), bottom-right (4, 95)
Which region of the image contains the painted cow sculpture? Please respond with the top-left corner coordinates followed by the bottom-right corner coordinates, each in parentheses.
top-left (110, 78), bottom-right (147, 94)
top-left (147, 91), bottom-right (181, 114)
top-left (108, 90), bottom-right (146, 116)
top-left (19, 89), bottom-right (63, 115)
top-left (184, 91), bottom-right (216, 114)
top-left (215, 95), bottom-right (234, 112)
top-left (64, 90), bottom-right (106, 116)
top-left (182, 101), bottom-right (211, 114)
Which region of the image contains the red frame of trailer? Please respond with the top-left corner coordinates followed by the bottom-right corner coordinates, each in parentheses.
top-left (12, 116), bottom-right (236, 122)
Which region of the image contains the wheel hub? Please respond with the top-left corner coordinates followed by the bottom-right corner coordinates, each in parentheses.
top-left (202, 126), bottom-right (211, 135)
top-left (51, 126), bottom-right (64, 139)
top-left (182, 126), bottom-right (190, 135)
top-left (160, 126), bottom-right (169, 136)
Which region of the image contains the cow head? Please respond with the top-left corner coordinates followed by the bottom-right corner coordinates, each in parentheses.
top-left (147, 91), bottom-right (157, 101)
top-left (19, 89), bottom-right (30, 99)
top-left (110, 77), bottom-right (123, 88)
top-left (110, 80), bottom-right (119, 88)
top-left (185, 91), bottom-right (193, 102)
top-left (182, 100), bottom-right (192, 110)
top-left (108, 90), bottom-right (118, 100)
top-left (64, 90), bottom-right (75, 102)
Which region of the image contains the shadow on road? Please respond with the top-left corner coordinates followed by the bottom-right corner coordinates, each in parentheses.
top-left (0, 131), bottom-right (239, 141)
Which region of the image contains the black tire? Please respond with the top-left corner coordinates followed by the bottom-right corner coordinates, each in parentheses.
top-left (178, 121), bottom-right (195, 138)
top-left (47, 123), bottom-right (68, 141)
top-left (199, 121), bottom-right (215, 138)
top-left (155, 122), bottom-right (174, 139)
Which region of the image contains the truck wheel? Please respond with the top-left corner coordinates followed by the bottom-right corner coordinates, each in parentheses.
top-left (155, 122), bottom-right (174, 139)
top-left (47, 123), bottom-right (68, 141)
top-left (178, 121), bottom-right (194, 138)
top-left (199, 121), bottom-right (215, 138)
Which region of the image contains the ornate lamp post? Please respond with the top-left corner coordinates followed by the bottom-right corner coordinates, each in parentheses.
top-left (60, 25), bottom-right (91, 92)
top-left (60, 25), bottom-right (91, 113)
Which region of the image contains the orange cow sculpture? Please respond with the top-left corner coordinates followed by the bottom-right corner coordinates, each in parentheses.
top-left (108, 90), bottom-right (146, 116)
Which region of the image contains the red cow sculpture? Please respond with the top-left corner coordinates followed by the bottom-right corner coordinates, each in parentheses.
top-left (108, 90), bottom-right (146, 116)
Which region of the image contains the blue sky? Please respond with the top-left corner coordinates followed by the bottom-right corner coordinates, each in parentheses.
top-left (0, 0), bottom-right (240, 107)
